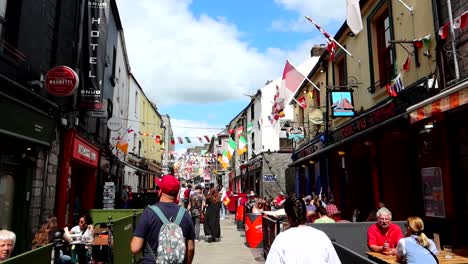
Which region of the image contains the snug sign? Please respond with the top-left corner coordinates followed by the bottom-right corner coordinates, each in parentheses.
top-left (45, 66), bottom-right (79, 96)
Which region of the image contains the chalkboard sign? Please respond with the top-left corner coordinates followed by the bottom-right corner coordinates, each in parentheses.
top-left (263, 174), bottom-right (276, 182)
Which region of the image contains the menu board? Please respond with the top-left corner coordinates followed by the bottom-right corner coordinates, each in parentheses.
top-left (103, 182), bottom-right (116, 209)
top-left (421, 167), bottom-right (445, 218)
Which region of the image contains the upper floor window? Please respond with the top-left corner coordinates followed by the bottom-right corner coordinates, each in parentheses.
top-left (0, 0), bottom-right (7, 36)
top-left (367, 1), bottom-right (395, 92)
top-left (250, 104), bottom-right (254, 120)
top-left (335, 53), bottom-right (347, 87)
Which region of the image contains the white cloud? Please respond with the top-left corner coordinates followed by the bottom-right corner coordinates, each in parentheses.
top-left (116, 0), bottom-right (289, 106)
top-left (272, 0), bottom-right (346, 32)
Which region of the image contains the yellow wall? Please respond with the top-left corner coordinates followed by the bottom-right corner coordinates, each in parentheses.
top-left (139, 95), bottom-right (164, 164)
top-left (325, 0), bottom-right (436, 128)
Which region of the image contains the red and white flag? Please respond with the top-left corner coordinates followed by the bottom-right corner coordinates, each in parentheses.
top-left (237, 126), bottom-right (244, 137)
top-left (438, 23), bottom-right (449, 39)
top-left (453, 11), bottom-right (468, 29)
top-left (346, 0), bottom-right (363, 35)
top-left (280, 60), bottom-right (306, 99)
top-left (297, 96), bottom-right (307, 109)
top-left (305, 16), bottom-right (337, 61)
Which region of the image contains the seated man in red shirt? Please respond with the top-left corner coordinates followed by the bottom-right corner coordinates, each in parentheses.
top-left (367, 207), bottom-right (403, 254)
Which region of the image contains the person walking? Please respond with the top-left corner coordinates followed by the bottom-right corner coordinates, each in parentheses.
top-left (203, 188), bottom-right (221, 243)
top-left (130, 174), bottom-right (195, 264)
top-left (265, 195), bottom-right (341, 264)
top-left (187, 185), bottom-right (205, 242)
top-left (218, 184), bottom-right (227, 220)
top-left (396, 216), bottom-right (438, 264)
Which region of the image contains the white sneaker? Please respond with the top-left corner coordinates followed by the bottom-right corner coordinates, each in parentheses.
top-left (195, 239), bottom-right (199, 242)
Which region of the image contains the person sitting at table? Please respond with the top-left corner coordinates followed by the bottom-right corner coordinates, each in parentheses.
top-left (396, 216), bottom-right (438, 264)
top-left (63, 214), bottom-right (94, 264)
top-left (252, 198), bottom-right (266, 214)
top-left (313, 206), bottom-right (336, 223)
top-left (367, 207), bottom-right (403, 254)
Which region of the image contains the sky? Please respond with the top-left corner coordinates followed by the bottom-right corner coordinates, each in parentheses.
top-left (115, 0), bottom-right (348, 153)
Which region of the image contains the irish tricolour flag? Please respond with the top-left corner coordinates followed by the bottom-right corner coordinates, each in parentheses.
top-left (227, 138), bottom-right (236, 159)
top-left (238, 136), bottom-right (247, 155)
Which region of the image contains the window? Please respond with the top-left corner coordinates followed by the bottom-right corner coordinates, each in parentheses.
top-left (134, 91), bottom-right (138, 114)
top-left (335, 54), bottom-right (347, 87)
top-left (376, 12), bottom-right (393, 85)
top-left (250, 104), bottom-right (254, 120)
top-left (0, 0), bottom-right (6, 36)
top-left (367, 1), bottom-right (395, 91)
top-left (251, 132), bottom-right (255, 151)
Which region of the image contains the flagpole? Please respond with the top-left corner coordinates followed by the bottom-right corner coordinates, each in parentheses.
top-left (446, 0), bottom-right (460, 80)
top-left (304, 16), bottom-right (361, 64)
top-left (396, 0), bottom-right (413, 14)
top-left (330, 38), bottom-right (361, 64)
top-left (288, 60), bottom-right (321, 91)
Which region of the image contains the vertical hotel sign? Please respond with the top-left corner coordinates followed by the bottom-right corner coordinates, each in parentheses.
top-left (80, 0), bottom-right (109, 110)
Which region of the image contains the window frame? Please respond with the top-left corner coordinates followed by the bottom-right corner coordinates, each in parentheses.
top-left (366, 0), bottom-right (396, 93)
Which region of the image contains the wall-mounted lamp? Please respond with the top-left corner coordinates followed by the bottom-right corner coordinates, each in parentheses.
top-left (303, 90), bottom-right (307, 94)
top-left (309, 160), bottom-right (315, 164)
top-left (338, 151), bottom-right (346, 156)
top-left (347, 31), bottom-right (356, 37)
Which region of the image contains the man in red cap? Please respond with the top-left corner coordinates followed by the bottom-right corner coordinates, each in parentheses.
top-left (130, 175), bottom-right (195, 264)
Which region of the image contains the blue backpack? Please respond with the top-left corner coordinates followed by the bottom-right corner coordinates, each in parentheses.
top-left (147, 205), bottom-right (186, 264)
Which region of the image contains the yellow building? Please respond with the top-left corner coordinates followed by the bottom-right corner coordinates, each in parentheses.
top-left (289, 0), bottom-right (439, 221)
top-left (139, 93), bottom-right (165, 188)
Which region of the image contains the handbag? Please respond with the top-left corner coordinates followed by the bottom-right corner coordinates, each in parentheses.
top-left (223, 196), bottom-right (230, 206)
top-left (414, 238), bottom-right (439, 264)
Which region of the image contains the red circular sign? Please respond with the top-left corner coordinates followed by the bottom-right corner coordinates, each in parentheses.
top-left (45, 66), bottom-right (79, 96)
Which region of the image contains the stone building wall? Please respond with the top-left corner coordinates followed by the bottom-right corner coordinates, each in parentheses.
top-left (261, 152), bottom-right (292, 199)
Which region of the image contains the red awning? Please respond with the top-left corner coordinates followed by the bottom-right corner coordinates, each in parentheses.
top-left (409, 84), bottom-right (468, 124)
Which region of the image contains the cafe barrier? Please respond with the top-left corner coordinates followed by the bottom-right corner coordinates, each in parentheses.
top-left (245, 213), bottom-right (263, 248)
top-left (2, 244), bottom-right (53, 264)
top-left (2, 209), bottom-right (143, 264)
top-left (262, 214), bottom-right (281, 258)
top-left (236, 204), bottom-right (245, 230)
top-left (332, 242), bottom-right (378, 264)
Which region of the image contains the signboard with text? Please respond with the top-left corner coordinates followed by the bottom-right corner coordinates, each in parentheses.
top-left (45, 66), bottom-right (79, 96)
top-left (72, 137), bottom-right (99, 167)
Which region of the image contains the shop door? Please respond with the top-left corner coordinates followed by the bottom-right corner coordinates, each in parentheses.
top-left (0, 146), bottom-right (34, 254)
top-left (68, 162), bottom-right (97, 226)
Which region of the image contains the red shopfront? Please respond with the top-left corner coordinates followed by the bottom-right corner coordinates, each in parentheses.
top-left (57, 129), bottom-right (100, 227)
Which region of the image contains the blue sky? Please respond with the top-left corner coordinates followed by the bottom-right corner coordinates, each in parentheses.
top-left (116, 0), bottom-right (347, 152)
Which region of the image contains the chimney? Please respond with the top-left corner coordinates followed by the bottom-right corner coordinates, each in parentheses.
top-left (311, 44), bottom-right (327, 57)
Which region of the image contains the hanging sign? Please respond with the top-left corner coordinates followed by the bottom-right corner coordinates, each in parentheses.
top-left (79, 0), bottom-right (109, 110)
top-left (45, 66), bottom-right (79, 96)
top-left (107, 117), bottom-right (122, 131)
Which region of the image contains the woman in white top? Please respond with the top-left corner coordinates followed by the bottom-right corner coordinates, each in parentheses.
top-left (265, 195), bottom-right (341, 264)
top-left (63, 214), bottom-right (94, 243)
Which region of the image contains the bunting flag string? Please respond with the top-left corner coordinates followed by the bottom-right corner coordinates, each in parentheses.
top-left (386, 73), bottom-right (405, 97)
top-left (439, 11), bottom-right (468, 40)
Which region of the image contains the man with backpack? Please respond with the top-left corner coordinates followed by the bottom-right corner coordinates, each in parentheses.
top-left (130, 174), bottom-right (195, 264)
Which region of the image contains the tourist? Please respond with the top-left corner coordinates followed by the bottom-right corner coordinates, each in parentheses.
top-left (396, 216), bottom-right (438, 264)
top-left (0, 229), bottom-right (16, 261)
top-left (367, 207), bottom-right (403, 254)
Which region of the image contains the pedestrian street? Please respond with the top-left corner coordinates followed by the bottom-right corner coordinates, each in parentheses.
top-left (193, 214), bottom-right (265, 264)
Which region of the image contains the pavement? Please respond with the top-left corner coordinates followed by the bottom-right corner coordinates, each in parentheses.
top-left (193, 213), bottom-right (265, 264)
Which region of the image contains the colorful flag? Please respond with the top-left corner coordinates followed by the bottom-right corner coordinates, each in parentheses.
top-left (127, 129), bottom-right (134, 134)
top-left (297, 96), bottom-right (307, 109)
top-left (178, 137), bottom-right (183, 144)
top-left (237, 126), bottom-right (244, 137)
top-left (305, 16), bottom-right (336, 61)
top-left (403, 56), bottom-right (410, 72)
top-left (228, 129), bottom-right (235, 135)
top-left (247, 123), bottom-right (253, 134)
top-left (346, 0), bottom-right (363, 35)
top-left (227, 138), bottom-right (236, 159)
top-left (155, 135), bottom-right (161, 144)
top-left (453, 11), bottom-right (468, 29)
top-left (238, 136), bottom-right (247, 155)
top-left (280, 60), bottom-right (306, 101)
top-left (204, 135), bottom-right (211, 143)
top-left (116, 138), bottom-right (128, 155)
top-left (185, 137), bottom-right (191, 144)
top-left (422, 34), bottom-right (431, 48)
top-left (220, 150), bottom-right (229, 169)
top-left (438, 23), bottom-right (449, 40)
top-left (198, 137), bottom-right (203, 143)
top-left (171, 137), bottom-right (175, 145)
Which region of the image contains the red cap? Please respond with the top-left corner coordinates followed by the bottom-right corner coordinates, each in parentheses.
top-left (155, 174), bottom-right (180, 197)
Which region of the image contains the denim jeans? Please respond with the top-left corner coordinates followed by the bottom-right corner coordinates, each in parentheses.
top-left (192, 216), bottom-right (201, 240)
top-left (220, 203), bottom-right (226, 219)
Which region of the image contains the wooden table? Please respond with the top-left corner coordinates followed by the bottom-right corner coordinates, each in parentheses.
top-left (367, 249), bottom-right (468, 264)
